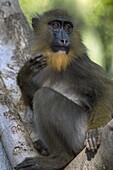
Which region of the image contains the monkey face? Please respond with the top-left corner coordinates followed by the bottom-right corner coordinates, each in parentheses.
top-left (48, 19), bottom-right (73, 54)
top-left (31, 9), bottom-right (74, 53)
top-left (31, 9), bottom-right (86, 71)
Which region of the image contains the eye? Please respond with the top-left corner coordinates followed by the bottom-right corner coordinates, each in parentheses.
top-left (52, 22), bottom-right (61, 29)
top-left (64, 23), bottom-right (73, 32)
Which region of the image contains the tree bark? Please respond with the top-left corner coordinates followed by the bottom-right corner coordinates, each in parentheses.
top-left (0, 1), bottom-right (113, 170)
top-left (0, 0), bottom-right (38, 169)
top-left (0, 140), bottom-right (12, 170)
top-left (0, 108), bottom-right (38, 168)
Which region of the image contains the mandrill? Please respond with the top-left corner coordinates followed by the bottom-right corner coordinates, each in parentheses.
top-left (16, 9), bottom-right (113, 170)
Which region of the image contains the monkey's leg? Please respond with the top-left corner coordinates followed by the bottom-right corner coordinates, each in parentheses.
top-left (34, 87), bottom-right (90, 154)
top-left (16, 87), bottom-right (89, 170)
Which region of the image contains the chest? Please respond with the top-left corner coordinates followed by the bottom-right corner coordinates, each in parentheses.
top-left (36, 66), bottom-right (96, 110)
top-left (43, 78), bottom-right (93, 111)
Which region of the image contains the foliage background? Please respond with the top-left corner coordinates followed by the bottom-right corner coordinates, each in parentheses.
top-left (19, 0), bottom-right (113, 78)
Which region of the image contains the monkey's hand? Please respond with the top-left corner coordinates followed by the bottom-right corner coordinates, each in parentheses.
top-left (17, 54), bottom-right (47, 86)
top-left (84, 127), bottom-right (103, 151)
top-left (25, 54), bottom-right (47, 74)
top-left (15, 157), bottom-right (39, 170)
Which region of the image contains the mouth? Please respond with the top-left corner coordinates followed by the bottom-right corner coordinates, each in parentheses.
top-left (51, 46), bottom-right (70, 54)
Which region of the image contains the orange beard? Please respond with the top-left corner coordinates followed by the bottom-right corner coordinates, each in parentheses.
top-left (44, 51), bottom-right (74, 72)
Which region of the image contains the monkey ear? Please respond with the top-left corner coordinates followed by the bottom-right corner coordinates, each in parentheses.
top-left (32, 16), bottom-right (39, 30)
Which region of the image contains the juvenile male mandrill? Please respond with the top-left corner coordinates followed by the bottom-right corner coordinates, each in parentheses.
top-left (16, 9), bottom-right (113, 170)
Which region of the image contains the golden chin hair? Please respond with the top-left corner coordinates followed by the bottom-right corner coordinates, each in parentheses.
top-left (43, 51), bottom-right (75, 72)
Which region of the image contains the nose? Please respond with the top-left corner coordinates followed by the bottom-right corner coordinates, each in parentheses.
top-left (60, 39), bottom-right (70, 46)
top-left (58, 29), bottom-right (70, 46)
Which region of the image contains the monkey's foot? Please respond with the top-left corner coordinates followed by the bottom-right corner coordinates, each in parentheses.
top-left (33, 139), bottom-right (50, 156)
top-left (15, 157), bottom-right (38, 170)
top-left (84, 127), bottom-right (103, 151)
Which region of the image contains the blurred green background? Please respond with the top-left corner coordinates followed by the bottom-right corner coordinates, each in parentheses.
top-left (19, 0), bottom-right (113, 78)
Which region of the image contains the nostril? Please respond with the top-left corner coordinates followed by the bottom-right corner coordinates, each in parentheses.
top-left (61, 39), bottom-right (64, 43)
top-left (60, 39), bottom-right (69, 45)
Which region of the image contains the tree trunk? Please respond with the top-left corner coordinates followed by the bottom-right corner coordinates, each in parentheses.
top-left (0, 1), bottom-right (113, 170)
top-left (0, 0), bottom-right (38, 169)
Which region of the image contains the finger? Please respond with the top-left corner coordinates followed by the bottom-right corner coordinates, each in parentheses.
top-left (32, 63), bottom-right (47, 71)
top-left (84, 132), bottom-right (89, 146)
top-left (88, 137), bottom-right (95, 151)
top-left (29, 55), bottom-right (43, 62)
top-left (92, 137), bottom-right (97, 150)
top-left (85, 139), bottom-right (91, 151)
top-left (30, 57), bottom-right (45, 65)
top-left (89, 130), bottom-right (98, 151)
top-left (85, 131), bottom-right (95, 151)
top-left (31, 60), bottom-right (47, 69)
top-left (97, 134), bottom-right (102, 146)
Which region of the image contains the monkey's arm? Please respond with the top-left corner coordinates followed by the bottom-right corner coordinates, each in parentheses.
top-left (89, 86), bottom-right (112, 129)
top-left (85, 84), bottom-right (113, 151)
top-left (17, 55), bottom-right (47, 108)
